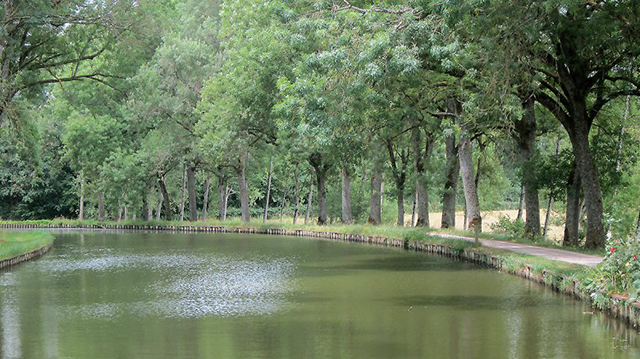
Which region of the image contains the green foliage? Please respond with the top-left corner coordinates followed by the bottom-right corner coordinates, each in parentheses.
top-left (490, 215), bottom-right (526, 238)
top-left (588, 238), bottom-right (640, 305)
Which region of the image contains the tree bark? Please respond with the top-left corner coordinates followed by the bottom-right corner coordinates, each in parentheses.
top-left (563, 166), bottom-right (581, 246)
top-left (309, 153), bottom-right (330, 225)
top-left (179, 165), bottom-right (186, 222)
top-left (216, 173), bottom-right (226, 220)
top-left (304, 179), bottom-right (313, 224)
top-left (237, 152), bottom-right (250, 222)
top-left (459, 134), bottom-right (482, 231)
top-left (516, 185), bottom-right (525, 221)
top-left (341, 167), bottom-right (353, 224)
top-left (158, 175), bottom-right (172, 221)
top-left (97, 192), bottom-right (105, 221)
top-left (202, 176), bottom-right (211, 221)
top-left (155, 189), bottom-right (162, 221)
top-left (411, 128), bottom-right (429, 227)
top-left (411, 191), bottom-right (417, 227)
top-left (544, 138), bottom-right (561, 239)
top-left (543, 197), bottom-right (553, 238)
top-left (368, 168), bottom-right (383, 225)
top-left (514, 96), bottom-right (541, 236)
top-left (142, 191), bottom-right (149, 221)
top-left (293, 166), bottom-right (301, 224)
top-left (315, 168), bottom-right (328, 225)
top-left (441, 134), bottom-right (459, 229)
top-left (187, 164), bottom-right (197, 222)
top-left (569, 116), bottom-right (605, 248)
top-left (386, 140), bottom-right (410, 226)
top-left (263, 155), bottom-right (273, 223)
top-left (78, 174), bottom-right (85, 221)
top-left (223, 185), bottom-right (230, 221)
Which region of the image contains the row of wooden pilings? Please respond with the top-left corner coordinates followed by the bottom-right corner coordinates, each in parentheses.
top-left (2, 222), bottom-right (640, 330)
top-left (0, 242), bottom-right (53, 270)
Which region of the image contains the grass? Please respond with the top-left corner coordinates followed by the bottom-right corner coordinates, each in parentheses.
top-left (0, 231), bottom-right (55, 261)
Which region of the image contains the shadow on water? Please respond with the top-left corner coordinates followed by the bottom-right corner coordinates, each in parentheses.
top-left (390, 294), bottom-right (563, 311)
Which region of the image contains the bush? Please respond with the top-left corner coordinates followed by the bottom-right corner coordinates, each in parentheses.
top-left (588, 238), bottom-right (640, 305)
top-left (490, 215), bottom-right (525, 237)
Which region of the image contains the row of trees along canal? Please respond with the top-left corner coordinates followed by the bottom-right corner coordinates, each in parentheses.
top-left (1, 0), bottom-right (640, 249)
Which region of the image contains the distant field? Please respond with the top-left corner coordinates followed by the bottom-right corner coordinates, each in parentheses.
top-left (423, 210), bottom-right (564, 242)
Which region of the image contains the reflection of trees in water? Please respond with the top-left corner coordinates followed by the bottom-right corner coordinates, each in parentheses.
top-left (2, 291), bottom-right (21, 359)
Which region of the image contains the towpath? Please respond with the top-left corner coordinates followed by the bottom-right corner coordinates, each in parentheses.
top-left (429, 232), bottom-right (603, 267)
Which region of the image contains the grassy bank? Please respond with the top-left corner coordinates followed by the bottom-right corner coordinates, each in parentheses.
top-left (0, 231), bottom-right (55, 261)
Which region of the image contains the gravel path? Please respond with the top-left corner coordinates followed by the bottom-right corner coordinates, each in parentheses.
top-left (429, 233), bottom-right (603, 267)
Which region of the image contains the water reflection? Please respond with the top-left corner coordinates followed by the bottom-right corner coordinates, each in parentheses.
top-left (0, 232), bottom-right (638, 359)
top-left (2, 291), bottom-right (20, 359)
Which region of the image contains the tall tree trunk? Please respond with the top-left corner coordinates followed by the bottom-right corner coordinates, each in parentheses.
top-left (237, 152), bottom-right (250, 222)
top-left (516, 185), bottom-right (525, 221)
top-left (571, 123), bottom-right (605, 248)
top-left (341, 167), bottom-right (353, 224)
top-left (217, 174), bottom-right (225, 220)
top-left (411, 128), bottom-right (429, 226)
top-left (187, 164), bottom-right (197, 222)
top-left (263, 155), bottom-right (273, 223)
top-left (304, 179), bottom-right (313, 224)
top-left (386, 141), bottom-right (409, 227)
top-left (155, 189), bottom-right (162, 221)
top-left (293, 166), bottom-right (300, 224)
top-left (202, 176), bottom-right (211, 221)
top-left (474, 152), bottom-right (483, 190)
top-left (544, 138), bottom-right (561, 239)
top-left (223, 185), bottom-right (230, 221)
top-left (368, 169), bottom-right (383, 225)
top-left (411, 191), bottom-right (417, 227)
top-left (158, 175), bottom-right (172, 221)
top-left (78, 174), bottom-right (85, 221)
top-left (459, 134), bottom-right (482, 231)
top-left (563, 166), bottom-right (581, 246)
top-left (441, 134), bottom-right (459, 229)
top-left (142, 192), bottom-right (149, 221)
top-left (396, 184), bottom-right (405, 226)
top-left (309, 153), bottom-right (330, 225)
top-left (543, 197), bottom-right (553, 238)
top-left (124, 206), bottom-right (128, 221)
top-left (97, 192), bottom-right (105, 221)
top-left (557, 95), bottom-right (605, 248)
top-left (316, 168), bottom-right (328, 225)
top-left (514, 97), bottom-right (541, 236)
top-left (179, 165), bottom-right (186, 222)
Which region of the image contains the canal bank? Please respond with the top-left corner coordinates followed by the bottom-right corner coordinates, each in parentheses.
top-left (0, 221), bottom-right (635, 332)
top-left (0, 231), bottom-right (55, 270)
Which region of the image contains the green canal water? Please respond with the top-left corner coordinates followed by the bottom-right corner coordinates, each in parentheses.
top-left (0, 231), bottom-right (638, 359)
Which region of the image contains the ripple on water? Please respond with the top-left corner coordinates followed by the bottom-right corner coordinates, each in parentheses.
top-left (56, 253), bottom-right (295, 319)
